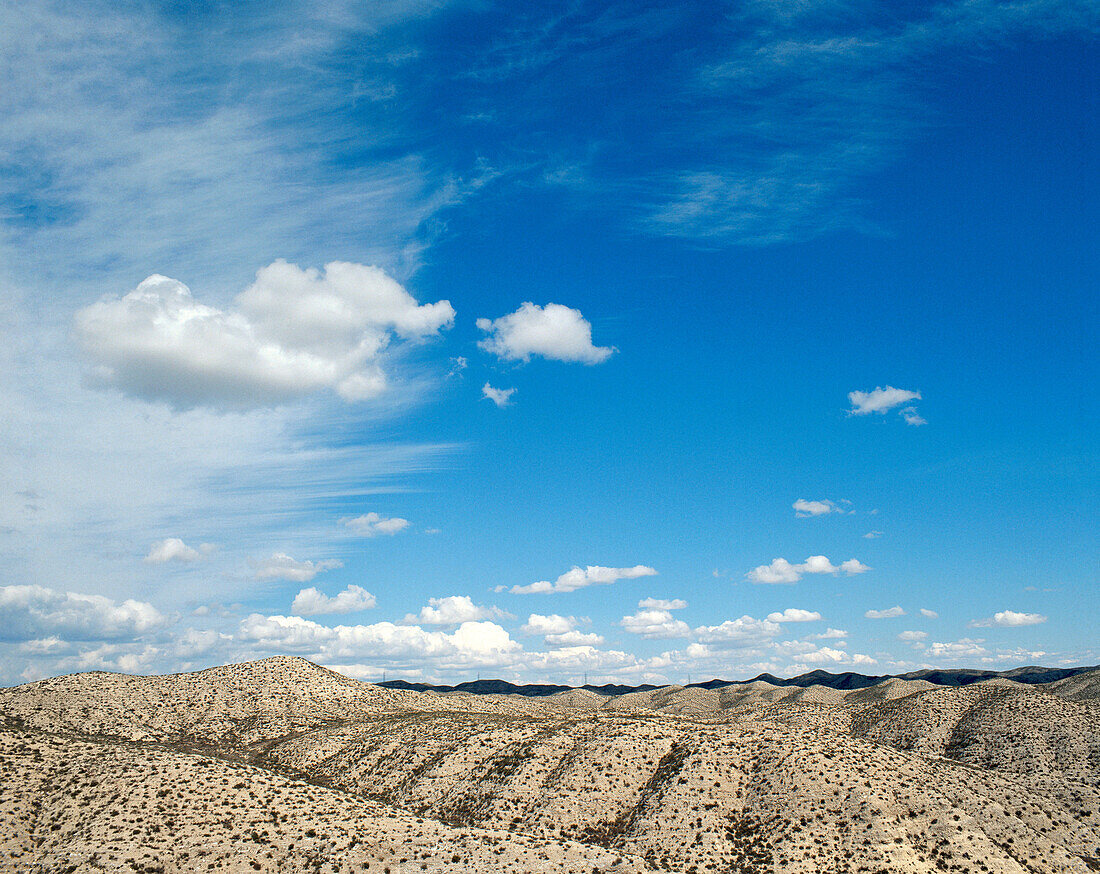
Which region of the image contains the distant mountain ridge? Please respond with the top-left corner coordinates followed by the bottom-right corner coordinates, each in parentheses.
top-left (378, 663), bottom-right (1098, 697)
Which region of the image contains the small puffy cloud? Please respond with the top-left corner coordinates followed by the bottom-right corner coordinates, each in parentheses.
top-left (639, 597), bottom-right (687, 610)
top-left (865, 605), bottom-right (906, 619)
top-left (798, 647), bottom-right (875, 666)
top-left (746, 555), bottom-right (869, 584)
top-left (402, 595), bottom-right (508, 625)
top-left (251, 553), bottom-right (342, 582)
top-left (969, 610), bottom-right (1047, 628)
top-left (746, 558), bottom-right (802, 584)
top-left (476, 302), bottom-right (614, 364)
top-left (75, 262), bottom-right (454, 410)
top-left (545, 630), bottom-right (604, 647)
top-left (848, 386), bottom-right (922, 415)
top-left (694, 615), bottom-right (781, 647)
top-left (239, 614), bottom-right (523, 667)
top-left (0, 585), bottom-right (168, 642)
top-left (920, 608), bottom-right (939, 618)
top-left (482, 383), bottom-right (517, 407)
top-left (510, 564), bottom-right (656, 595)
top-left (521, 614), bottom-right (577, 636)
top-left (928, 639), bottom-right (988, 659)
top-left (621, 607), bottom-right (691, 639)
top-left (291, 584), bottom-right (376, 617)
top-left (863, 530), bottom-right (883, 539)
top-left (901, 407), bottom-right (927, 426)
top-left (340, 513), bottom-right (410, 537)
top-left (144, 537), bottom-right (212, 563)
top-left (898, 630), bottom-right (928, 641)
top-left (807, 627), bottom-right (847, 640)
top-left (766, 608), bottom-right (822, 623)
top-left (793, 499), bottom-right (840, 517)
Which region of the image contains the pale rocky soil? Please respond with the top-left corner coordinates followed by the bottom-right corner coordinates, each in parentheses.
top-left (2, 656), bottom-right (1098, 873)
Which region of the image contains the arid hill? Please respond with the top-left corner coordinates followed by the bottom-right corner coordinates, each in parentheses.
top-left (2, 657), bottom-right (1098, 873)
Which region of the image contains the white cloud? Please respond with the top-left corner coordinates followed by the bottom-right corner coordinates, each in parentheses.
top-left (239, 614), bottom-right (523, 667)
top-left (250, 552), bottom-right (342, 582)
top-left (807, 627), bottom-right (847, 640)
top-left (847, 386), bottom-right (922, 415)
top-left (482, 383), bottom-right (516, 407)
top-left (799, 646), bottom-right (875, 666)
top-left (863, 530), bottom-right (883, 539)
top-left (510, 564), bottom-right (657, 594)
top-left (340, 512), bottom-right (410, 537)
top-left (928, 639), bottom-right (989, 659)
top-left (476, 302), bottom-right (614, 364)
top-left (639, 597), bottom-right (687, 610)
top-left (766, 608), bottom-right (822, 623)
top-left (144, 537), bottom-right (212, 563)
top-left (402, 595), bottom-right (508, 625)
top-left (898, 630), bottom-right (928, 641)
top-left (291, 584), bottom-right (376, 617)
top-left (694, 615), bottom-right (781, 647)
top-left (865, 606), bottom-right (906, 619)
top-left (621, 607), bottom-right (691, 639)
top-left (969, 610), bottom-right (1047, 628)
top-left (0, 584), bottom-right (168, 642)
top-left (793, 499), bottom-right (840, 517)
top-left (746, 555), bottom-right (869, 584)
top-left (521, 613), bottom-right (577, 635)
top-left (919, 608), bottom-right (938, 618)
top-left (901, 407), bottom-right (927, 426)
top-left (545, 630), bottom-right (604, 647)
top-left (75, 262), bottom-right (454, 410)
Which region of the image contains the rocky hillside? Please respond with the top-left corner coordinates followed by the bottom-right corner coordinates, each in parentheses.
top-left (1, 658), bottom-right (1098, 873)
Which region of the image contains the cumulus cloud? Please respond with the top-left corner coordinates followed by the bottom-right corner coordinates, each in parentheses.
top-left (340, 513), bottom-right (410, 537)
top-left (621, 605), bottom-right (691, 639)
top-left (898, 630), bottom-right (928, 641)
top-left (639, 597), bottom-right (688, 610)
top-left (75, 261), bottom-right (455, 410)
top-left (920, 608), bottom-right (939, 618)
top-left (291, 584), bottom-right (376, 616)
top-left (694, 615), bottom-right (781, 647)
top-left (793, 499), bottom-right (840, 517)
top-left (863, 530), bottom-right (883, 539)
top-left (144, 537), bottom-right (212, 563)
top-left (901, 407), bottom-right (927, 426)
top-left (807, 627), bottom-right (847, 640)
top-left (847, 386), bottom-right (922, 415)
top-left (476, 302), bottom-right (614, 364)
top-left (482, 383), bottom-right (516, 407)
top-left (544, 630), bottom-right (604, 647)
top-left (969, 610), bottom-right (1047, 628)
top-left (521, 614), bottom-right (577, 636)
top-left (509, 564), bottom-right (656, 595)
top-left (239, 614), bottom-right (522, 667)
top-left (746, 555), bottom-right (869, 584)
top-left (766, 608), bottom-right (822, 623)
top-left (402, 595), bottom-right (508, 625)
top-left (0, 584), bottom-right (168, 642)
top-left (864, 606), bottom-right (906, 619)
top-left (251, 553), bottom-right (342, 582)
top-left (928, 639), bottom-right (989, 659)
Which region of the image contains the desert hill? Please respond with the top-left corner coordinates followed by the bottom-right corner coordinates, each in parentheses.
top-left (2, 657), bottom-right (1098, 873)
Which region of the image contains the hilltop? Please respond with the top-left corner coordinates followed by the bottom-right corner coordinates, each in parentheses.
top-left (1, 657), bottom-right (1098, 873)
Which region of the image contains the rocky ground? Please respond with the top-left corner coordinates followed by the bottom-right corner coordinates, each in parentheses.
top-left (1, 656), bottom-right (1098, 873)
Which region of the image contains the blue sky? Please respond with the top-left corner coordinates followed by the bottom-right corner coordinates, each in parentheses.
top-left (0, 0), bottom-right (1096, 685)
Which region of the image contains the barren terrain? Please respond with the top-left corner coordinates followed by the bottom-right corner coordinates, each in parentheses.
top-left (2, 657), bottom-right (1098, 872)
